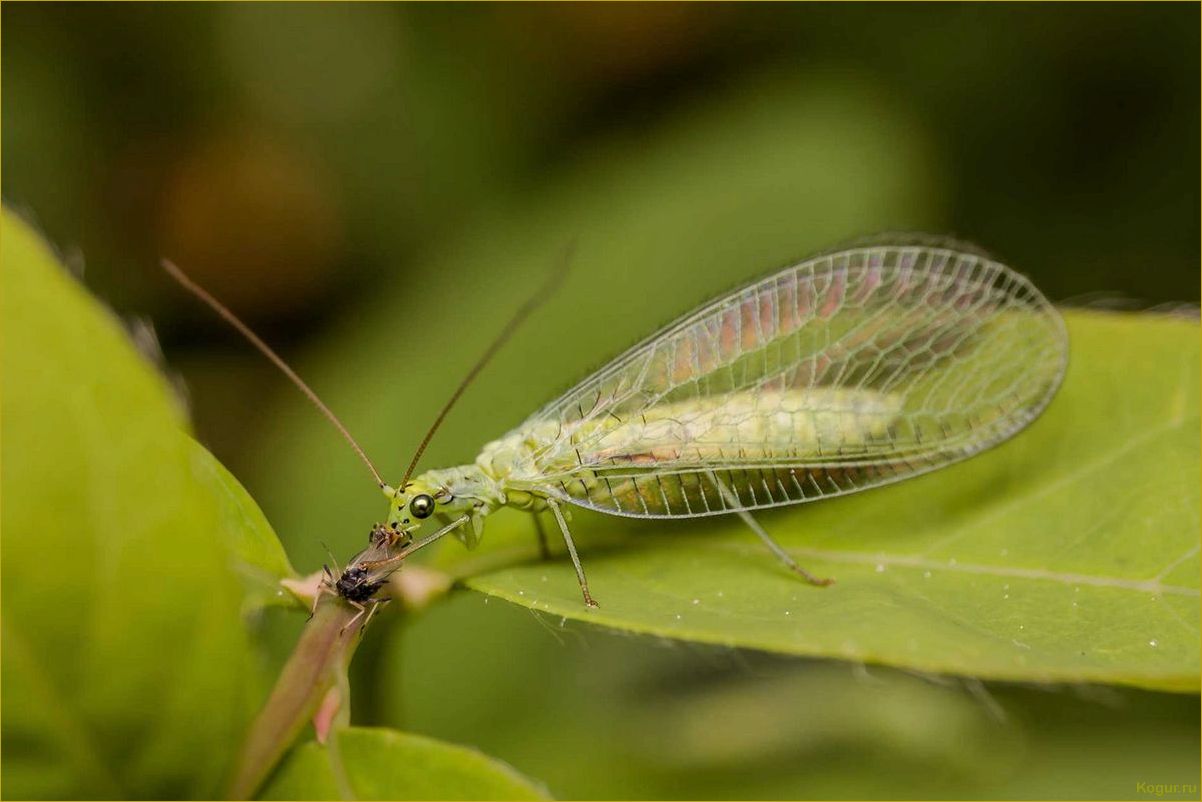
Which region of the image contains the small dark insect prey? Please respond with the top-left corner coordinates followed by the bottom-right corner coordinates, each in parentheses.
top-left (332, 524), bottom-right (405, 600)
top-left (335, 567), bottom-right (382, 604)
top-left (319, 519), bottom-right (464, 630)
top-left (307, 523), bottom-right (411, 630)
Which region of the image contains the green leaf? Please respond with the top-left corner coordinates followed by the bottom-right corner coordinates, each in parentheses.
top-left (0, 208), bottom-right (295, 798)
top-left (260, 727), bottom-right (549, 801)
top-left (391, 593), bottom-right (1201, 800)
top-left (461, 310), bottom-right (1199, 692)
top-left (189, 437), bottom-right (298, 611)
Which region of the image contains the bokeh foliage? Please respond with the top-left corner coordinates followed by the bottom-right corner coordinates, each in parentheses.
top-left (262, 729), bottom-right (548, 801)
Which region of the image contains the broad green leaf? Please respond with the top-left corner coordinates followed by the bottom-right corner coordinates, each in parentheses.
top-left (458, 310), bottom-right (1199, 692)
top-left (390, 592), bottom-right (1201, 800)
top-left (260, 727), bottom-right (548, 801)
top-left (0, 208), bottom-right (295, 798)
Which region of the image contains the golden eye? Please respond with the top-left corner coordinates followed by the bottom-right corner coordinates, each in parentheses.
top-left (409, 494), bottom-right (435, 519)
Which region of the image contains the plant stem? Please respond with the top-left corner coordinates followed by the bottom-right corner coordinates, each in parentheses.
top-left (225, 600), bottom-right (365, 800)
top-left (225, 565), bottom-right (453, 799)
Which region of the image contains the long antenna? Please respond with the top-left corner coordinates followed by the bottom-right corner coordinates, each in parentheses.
top-left (161, 259), bottom-right (387, 488)
top-left (398, 240), bottom-right (575, 488)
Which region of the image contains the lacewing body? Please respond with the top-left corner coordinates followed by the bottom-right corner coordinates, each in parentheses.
top-left (354, 239), bottom-right (1069, 608)
top-left (166, 236), bottom-right (1069, 615)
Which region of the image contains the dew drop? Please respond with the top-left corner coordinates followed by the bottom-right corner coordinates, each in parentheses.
top-left (923, 570), bottom-right (932, 579)
top-left (1149, 639), bottom-right (1158, 647)
top-left (1018, 624), bottom-right (1025, 630)
top-left (1072, 601), bottom-right (1078, 608)
top-left (784, 610), bottom-right (791, 616)
top-left (717, 590), bottom-right (724, 598)
top-left (675, 614), bottom-right (682, 621)
top-left (518, 590), bottom-right (525, 596)
top-left (691, 598), bottom-right (700, 605)
top-left (1003, 594), bottom-right (1010, 600)
top-left (875, 564), bottom-right (885, 573)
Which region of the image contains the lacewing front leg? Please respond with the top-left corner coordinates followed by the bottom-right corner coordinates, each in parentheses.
top-left (547, 497), bottom-right (599, 608)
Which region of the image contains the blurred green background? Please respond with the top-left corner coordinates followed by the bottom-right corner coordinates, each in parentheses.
top-left (4, 3), bottom-right (1199, 799)
top-left (4, 3), bottom-right (1198, 471)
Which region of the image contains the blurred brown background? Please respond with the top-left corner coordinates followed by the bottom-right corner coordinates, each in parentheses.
top-left (6, 7), bottom-right (1197, 318)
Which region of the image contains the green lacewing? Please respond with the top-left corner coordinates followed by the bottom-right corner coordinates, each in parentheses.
top-left (167, 236), bottom-right (1067, 624)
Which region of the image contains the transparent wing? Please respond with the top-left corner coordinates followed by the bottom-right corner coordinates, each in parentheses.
top-left (511, 239), bottom-right (1067, 518)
